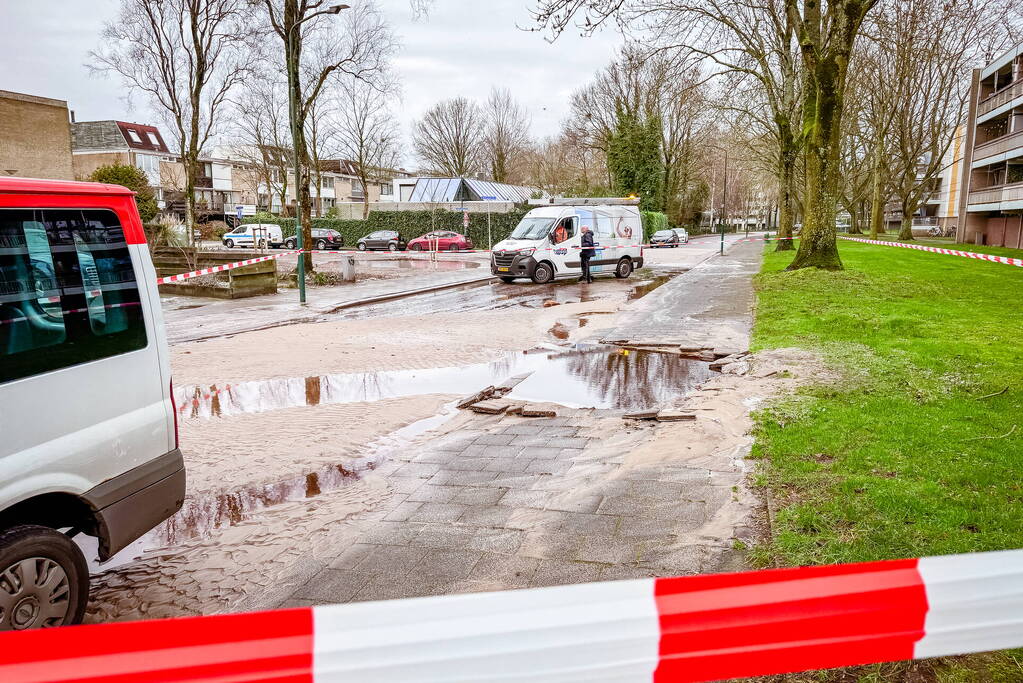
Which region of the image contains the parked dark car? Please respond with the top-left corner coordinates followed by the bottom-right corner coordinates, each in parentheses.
top-left (284, 228), bottom-right (343, 250)
top-left (407, 231), bottom-right (473, 252)
top-left (357, 230), bottom-right (406, 252)
top-left (649, 229), bottom-right (680, 247)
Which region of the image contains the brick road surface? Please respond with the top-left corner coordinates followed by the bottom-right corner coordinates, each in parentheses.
top-left (279, 410), bottom-right (748, 607)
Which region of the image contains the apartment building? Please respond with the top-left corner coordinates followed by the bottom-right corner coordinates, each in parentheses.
top-left (958, 45), bottom-right (1023, 248)
top-left (0, 90), bottom-right (73, 180)
top-left (883, 127), bottom-right (966, 236)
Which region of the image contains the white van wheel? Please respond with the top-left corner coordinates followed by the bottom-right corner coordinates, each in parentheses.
top-left (0, 525), bottom-right (88, 631)
top-left (615, 258), bottom-right (633, 279)
top-left (225, 239), bottom-right (234, 249)
top-left (532, 262), bottom-right (555, 284)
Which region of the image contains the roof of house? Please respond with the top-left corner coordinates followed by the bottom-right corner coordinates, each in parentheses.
top-left (71, 120), bottom-right (170, 154)
top-left (408, 177), bottom-right (545, 203)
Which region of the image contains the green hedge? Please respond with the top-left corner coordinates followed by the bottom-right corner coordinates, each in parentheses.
top-left (640, 211), bottom-right (669, 243)
top-left (244, 206), bottom-right (531, 249)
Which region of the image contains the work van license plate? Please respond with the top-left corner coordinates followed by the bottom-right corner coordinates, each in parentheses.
top-left (497, 267), bottom-right (510, 272)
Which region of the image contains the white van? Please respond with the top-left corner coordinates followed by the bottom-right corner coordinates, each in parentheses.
top-left (222, 223), bottom-right (284, 249)
top-left (491, 199), bottom-right (644, 283)
top-left (0, 177), bottom-right (185, 630)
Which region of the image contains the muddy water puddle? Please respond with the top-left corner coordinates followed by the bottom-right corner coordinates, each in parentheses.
top-left (179, 347), bottom-right (712, 418)
top-left (87, 404), bottom-right (462, 574)
top-left (327, 270), bottom-right (684, 322)
top-left (361, 258), bottom-right (480, 272)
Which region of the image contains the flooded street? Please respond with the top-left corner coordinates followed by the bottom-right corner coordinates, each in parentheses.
top-left (84, 235), bottom-right (764, 625)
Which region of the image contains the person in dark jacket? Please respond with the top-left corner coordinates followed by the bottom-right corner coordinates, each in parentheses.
top-left (579, 226), bottom-right (595, 283)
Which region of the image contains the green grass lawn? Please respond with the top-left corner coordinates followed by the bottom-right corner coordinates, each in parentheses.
top-left (751, 240), bottom-right (1023, 681)
top-left (842, 233), bottom-right (1023, 260)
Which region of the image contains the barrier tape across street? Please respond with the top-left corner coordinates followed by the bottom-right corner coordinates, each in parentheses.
top-left (155, 250), bottom-right (304, 285)
top-left (839, 236), bottom-right (1023, 267)
top-left (2, 548), bottom-right (1021, 682)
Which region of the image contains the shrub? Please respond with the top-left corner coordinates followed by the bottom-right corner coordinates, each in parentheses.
top-left (243, 205), bottom-right (531, 249)
top-left (88, 163), bottom-right (158, 222)
top-left (640, 211), bottom-right (669, 243)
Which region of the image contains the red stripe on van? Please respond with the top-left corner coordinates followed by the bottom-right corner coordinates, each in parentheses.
top-left (0, 608), bottom-right (315, 683)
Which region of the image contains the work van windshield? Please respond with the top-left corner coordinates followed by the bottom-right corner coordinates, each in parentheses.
top-left (510, 217), bottom-right (555, 240)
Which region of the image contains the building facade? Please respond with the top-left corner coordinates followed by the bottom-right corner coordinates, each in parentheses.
top-left (958, 46), bottom-right (1023, 248)
top-left (0, 90), bottom-right (74, 180)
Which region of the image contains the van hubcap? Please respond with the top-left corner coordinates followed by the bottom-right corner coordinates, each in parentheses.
top-left (0, 558), bottom-right (71, 630)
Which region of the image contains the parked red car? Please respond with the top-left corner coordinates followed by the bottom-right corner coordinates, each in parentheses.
top-left (407, 230), bottom-right (474, 252)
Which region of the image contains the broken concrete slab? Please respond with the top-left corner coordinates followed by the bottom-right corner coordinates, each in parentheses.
top-left (521, 403), bottom-right (558, 418)
top-left (656, 410), bottom-right (697, 422)
top-left (457, 387), bottom-right (496, 409)
top-left (469, 400), bottom-right (512, 415)
top-left (623, 410), bottom-right (659, 420)
top-left (497, 372), bottom-right (533, 392)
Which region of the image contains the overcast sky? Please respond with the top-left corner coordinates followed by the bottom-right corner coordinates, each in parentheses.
top-left (2, 1), bottom-right (623, 164)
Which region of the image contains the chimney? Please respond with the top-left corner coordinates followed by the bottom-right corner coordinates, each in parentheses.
top-left (70, 110), bottom-right (76, 123)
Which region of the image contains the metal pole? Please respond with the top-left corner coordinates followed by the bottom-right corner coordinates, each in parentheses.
top-left (487, 208), bottom-right (492, 250)
top-left (720, 151), bottom-right (728, 255)
top-left (287, 20), bottom-right (306, 304)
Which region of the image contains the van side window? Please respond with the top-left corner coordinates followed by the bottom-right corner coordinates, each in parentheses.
top-left (0, 209), bottom-right (147, 385)
top-left (594, 212), bottom-right (614, 238)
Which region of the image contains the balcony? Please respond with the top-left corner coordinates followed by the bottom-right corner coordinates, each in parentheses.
top-left (979, 79), bottom-right (1023, 118)
top-left (968, 182), bottom-right (1023, 207)
top-left (973, 129), bottom-right (1023, 165)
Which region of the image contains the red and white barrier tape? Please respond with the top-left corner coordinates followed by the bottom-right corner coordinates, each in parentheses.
top-left (2, 548), bottom-right (1021, 682)
top-left (156, 250), bottom-right (304, 285)
top-left (840, 236), bottom-right (1023, 267)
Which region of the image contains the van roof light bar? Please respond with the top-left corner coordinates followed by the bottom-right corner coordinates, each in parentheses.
top-left (527, 197), bottom-right (641, 206)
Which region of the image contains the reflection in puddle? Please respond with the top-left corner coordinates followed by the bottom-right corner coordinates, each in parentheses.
top-left (330, 272), bottom-right (680, 322)
top-left (88, 405), bottom-right (462, 574)
top-left (179, 347), bottom-right (713, 417)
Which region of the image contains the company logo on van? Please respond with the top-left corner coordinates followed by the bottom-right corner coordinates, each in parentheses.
top-left (554, 248), bottom-right (568, 255)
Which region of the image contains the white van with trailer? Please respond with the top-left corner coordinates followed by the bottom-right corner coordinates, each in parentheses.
top-left (222, 223), bottom-right (284, 249)
top-left (490, 198), bottom-right (644, 283)
top-left (0, 177), bottom-right (185, 630)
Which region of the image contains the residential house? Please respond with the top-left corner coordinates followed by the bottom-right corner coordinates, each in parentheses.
top-left (0, 90), bottom-right (74, 180)
top-left (71, 119), bottom-right (172, 200)
top-left (957, 45), bottom-right (1023, 248)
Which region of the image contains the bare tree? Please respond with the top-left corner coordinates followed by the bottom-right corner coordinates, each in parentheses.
top-left (533, 0), bottom-right (880, 269)
top-left (877, 0), bottom-right (1019, 241)
top-left (484, 88), bottom-right (532, 183)
top-left (92, 0), bottom-right (250, 242)
top-left (413, 97), bottom-right (487, 177)
top-left (261, 0), bottom-right (395, 273)
top-left (231, 77), bottom-right (293, 215)
top-left (331, 76), bottom-right (402, 218)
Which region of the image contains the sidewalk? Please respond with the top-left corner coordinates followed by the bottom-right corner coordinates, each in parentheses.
top-left (600, 235), bottom-right (762, 350)
top-left (162, 267), bottom-right (495, 344)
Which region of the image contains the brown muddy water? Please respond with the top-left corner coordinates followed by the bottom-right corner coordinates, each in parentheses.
top-left (177, 347), bottom-right (713, 417)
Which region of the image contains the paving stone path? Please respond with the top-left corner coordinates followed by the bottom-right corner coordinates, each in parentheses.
top-left (281, 411), bottom-right (747, 607)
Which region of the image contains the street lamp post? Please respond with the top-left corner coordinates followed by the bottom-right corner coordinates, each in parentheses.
top-left (720, 150), bottom-right (729, 256)
top-left (286, 3), bottom-right (348, 304)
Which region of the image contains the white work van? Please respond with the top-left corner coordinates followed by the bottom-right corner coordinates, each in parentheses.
top-left (222, 223), bottom-right (283, 249)
top-left (0, 177), bottom-right (185, 630)
top-left (491, 199), bottom-right (644, 283)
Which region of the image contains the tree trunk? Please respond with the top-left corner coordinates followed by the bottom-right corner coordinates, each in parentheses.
top-left (898, 202), bottom-right (915, 241)
top-left (787, 58), bottom-right (843, 271)
top-left (775, 146), bottom-right (796, 252)
top-left (847, 202), bottom-right (863, 234)
top-left (362, 194), bottom-right (370, 219)
top-left (869, 159), bottom-right (884, 240)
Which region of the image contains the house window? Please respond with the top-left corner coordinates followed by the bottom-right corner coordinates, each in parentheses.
top-left (145, 131), bottom-right (160, 146)
top-left (126, 129), bottom-right (143, 144)
top-left (352, 180), bottom-right (366, 198)
top-left (380, 183), bottom-right (392, 196)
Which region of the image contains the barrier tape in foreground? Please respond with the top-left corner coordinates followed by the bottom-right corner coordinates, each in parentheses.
top-left (2, 549), bottom-right (1021, 682)
top-left (840, 236), bottom-right (1023, 268)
